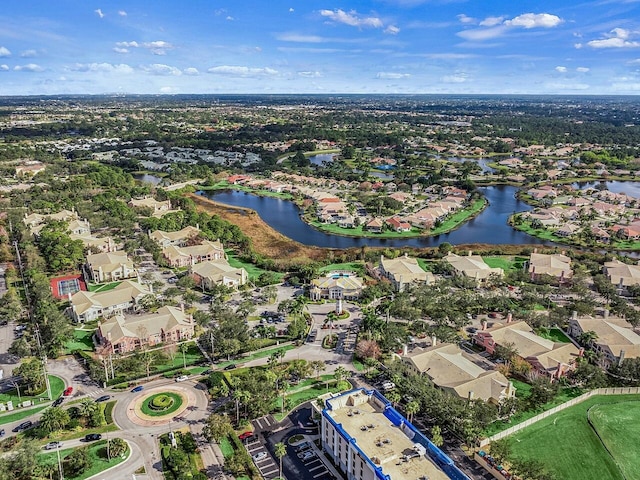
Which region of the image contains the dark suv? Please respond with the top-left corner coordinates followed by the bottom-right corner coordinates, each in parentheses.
top-left (84, 433), bottom-right (102, 442)
top-left (12, 421), bottom-right (33, 433)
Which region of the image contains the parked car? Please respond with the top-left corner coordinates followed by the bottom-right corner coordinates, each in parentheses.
top-left (0, 429), bottom-right (5, 437)
top-left (238, 431), bottom-right (252, 440)
top-left (12, 421), bottom-right (33, 433)
top-left (84, 433), bottom-right (102, 442)
top-left (252, 451), bottom-right (267, 461)
top-left (44, 441), bottom-right (63, 450)
top-left (52, 397), bottom-right (64, 407)
top-left (96, 395), bottom-right (111, 402)
top-left (131, 385), bottom-right (144, 393)
top-left (224, 364), bottom-right (236, 371)
top-left (298, 451), bottom-right (315, 461)
top-left (175, 375), bottom-right (189, 382)
top-left (63, 386), bottom-right (73, 396)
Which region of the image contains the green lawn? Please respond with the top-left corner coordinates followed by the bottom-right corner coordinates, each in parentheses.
top-left (0, 375), bottom-right (65, 406)
top-left (309, 221), bottom-right (423, 238)
top-left (428, 198), bottom-right (487, 236)
top-left (483, 256), bottom-right (517, 271)
top-left (416, 258), bottom-right (435, 272)
top-left (319, 262), bottom-right (365, 275)
top-left (225, 251), bottom-right (285, 282)
top-left (220, 436), bottom-right (234, 459)
top-left (508, 395), bottom-right (640, 480)
top-left (217, 345), bottom-right (295, 369)
top-left (140, 392), bottom-right (184, 417)
top-left (65, 329), bottom-right (95, 353)
top-left (536, 327), bottom-right (571, 343)
top-left (87, 281), bottom-right (122, 293)
top-left (38, 440), bottom-right (129, 480)
top-left (0, 405), bottom-right (48, 426)
top-left (153, 342), bottom-right (205, 373)
top-left (273, 380), bottom-right (351, 421)
top-left (589, 401), bottom-right (640, 480)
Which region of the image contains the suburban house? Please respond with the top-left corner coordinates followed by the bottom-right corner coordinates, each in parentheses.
top-left (603, 259), bottom-right (640, 289)
top-left (444, 252), bottom-right (504, 282)
top-left (528, 252), bottom-right (573, 282)
top-left (96, 305), bottom-right (195, 354)
top-left (162, 239), bottom-right (225, 268)
top-left (385, 216), bottom-right (412, 232)
top-left (85, 251), bottom-right (137, 284)
top-left (68, 280), bottom-right (151, 323)
top-left (401, 342), bottom-right (515, 404)
top-left (567, 313), bottom-right (640, 369)
top-left (365, 218), bottom-right (384, 233)
top-left (379, 254), bottom-right (435, 292)
top-left (70, 233), bottom-right (116, 253)
top-left (23, 209), bottom-right (86, 237)
top-left (149, 225), bottom-right (201, 247)
top-left (474, 320), bottom-right (580, 379)
top-left (190, 259), bottom-right (248, 289)
top-left (310, 273), bottom-right (363, 300)
top-left (128, 197), bottom-right (175, 217)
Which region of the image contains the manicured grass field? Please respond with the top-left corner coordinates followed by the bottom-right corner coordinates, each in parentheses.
top-left (319, 262), bottom-right (365, 275)
top-left (65, 329), bottom-right (95, 353)
top-left (220, 436), bottom-right (234, 459)
top-left (141, 392), bottom-right (184, 417)
top-left (0, 375), bottom-right (65, 406)
top-left (39, 440), bottom-right (129, 480)
top-left (87, 281), bottom-right (121, 293)
top-left (589, 401), bottom-right (640, 480)
top-left (226, 251), bottom-right (285, 282)
top-left (483, 256), bottom-right (516, 271)
top-left (508, 395), bottom-right (640, 480)
top-left (536, 327), bottom-right (571, 343)
top-left (428, 198), bottom-right (487, 236)
top-left (309, 221), bottom-right (423, 238)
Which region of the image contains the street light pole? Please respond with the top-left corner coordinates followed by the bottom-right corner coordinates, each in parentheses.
top-left (56, 444), bottom-right (64, 480)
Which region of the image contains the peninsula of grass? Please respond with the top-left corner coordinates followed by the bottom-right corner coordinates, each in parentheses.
top-left (427, 198), bottom-right (487, 236)
top-left (198, 180), bottom-right (294, 200)
top-left (141, 392), bottom-right (184, 417)
top-left (308, 219), bottom-right (424, 238)
top-left (507, 395), bottom-right (640, 480)
top-left (0, 375), bottom-right (64, 407)
top-left (38, 440), bottom-right (129, 480)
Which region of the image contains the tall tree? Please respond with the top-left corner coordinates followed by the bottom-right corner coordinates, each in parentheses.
top-left (275, 442), bottom-right (287, 480)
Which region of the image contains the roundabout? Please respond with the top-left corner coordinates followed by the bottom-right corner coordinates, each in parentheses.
top-left (127, 385), bottom-right (197, 426)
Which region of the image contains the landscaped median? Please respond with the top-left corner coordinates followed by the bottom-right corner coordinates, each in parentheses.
top-left (38, 439), bottom-right (130, 480)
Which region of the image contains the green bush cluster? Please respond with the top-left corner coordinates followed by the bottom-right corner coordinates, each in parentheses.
top-left (150, 394), bottom-right (174, 410)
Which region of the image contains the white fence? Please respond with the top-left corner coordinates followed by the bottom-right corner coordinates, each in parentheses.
top-left (479, 387), bottom-right (640, 447)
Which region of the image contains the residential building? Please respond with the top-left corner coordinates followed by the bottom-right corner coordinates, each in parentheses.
top-left (567, 313), bottom-right (640, 369)
top-left (129, 197), bottom-right (175, 217)
top-left (528, 252), bottom-right (572, 282)
top-left (149, 225), bottom-right (201, 247)
top-left (379, 254), bottom-right (434, 292)
top-left (444, 252), bottom-right (503, 282)
top-left (162, 240), bottom-right (225, 268)
top-left (69, 233), bottom-right (116, 253)
top-left (474, 320), bottom-right (580, 379)
top-left (190, 259), bottom-right (248, 289)
top-left (320, 388), bottom-right (468, 480)
top-left (85, 251), bottom-right (137, 283)
top-left (68, 280), bottom-right (151, 323)
top-left (365, 218), bottom-right (384, 233)
top-left (96, 305), bottom-right (195, 354)
top-left (310, 273), bottom-right (363, 300)
top-left (385, 216), bottom-right (412, 232)
top-left (401, 342), bottom-right (515, 404)
top-left (603, 259), bottom-right (640, 289)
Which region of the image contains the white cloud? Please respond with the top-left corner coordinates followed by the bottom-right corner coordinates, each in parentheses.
top-left (0, 46), bottom-right (11, 57)
top-left (319, 9), bottom-right (383, 28)
top-left (480, 16), bottom-right (504, 27)
top-left (442, 73), bottom-right (468, 83)
top-left (458, 12), bottom-right (562, 41)
top-left (586, 28), bottom-right (640, 48)
top-left (113, 47), bottom-right (129, 54)
top-left (95, 9), bottom-right (105, 19)
top-left (611, 82), bottom-right (640, 91)
top-left (384, 25), bottom-right (400, 35)
top-left (226, 16), bottom-right (234, 21)
top-left (14, 63), bottom-right (44, 72)
top-left (289, 8), bottom-right (294, 12)
top-left (160, 86), bottom-right (178, 93)
top-left (118, 10), bottom-right (127, 16)
top-left (546, 82), bottom-right (590, 90)
top-left (207, 65), bottom-right (278, 77)
top-left (68, 63), bottom-right (134, 73)
top-left (0, 65), bottom-right (8, 71)
top-left (142, 64), bottom-right (182, 76)
top-left (114, 40), bottom-right (175, 55)
top-left (116, 41), bottom-right (139, 48)
top-left (504, 13), bottom-right (562, 29)
top-left (20, 49), bottom-right (37, 58)
top-left (277, 33), bottom-right (325, 43)
top-left (376, 72), bottom-right (410, 79)
top-left (457, 14), bottom-right (476, 25)
top-left (576, 67), bottom-right (590, 72)
top-left (555, 66), bottom-right (567, 73)
top-left (184, 67), bottom-right (199, 76)
top-left (298, 71), bottom-right (322, 78)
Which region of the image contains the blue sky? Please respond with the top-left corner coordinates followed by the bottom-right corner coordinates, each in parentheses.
top-left (1, 0), bottom-right (640, 95)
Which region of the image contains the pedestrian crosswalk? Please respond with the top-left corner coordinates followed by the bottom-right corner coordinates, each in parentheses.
top-left (252, 414), bottom-right (276, 431)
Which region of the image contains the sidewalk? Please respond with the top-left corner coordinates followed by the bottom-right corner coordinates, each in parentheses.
top-left (189, 423), bottom-right (229, 480)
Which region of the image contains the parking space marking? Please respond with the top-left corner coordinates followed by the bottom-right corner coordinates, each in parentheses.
top-left (248, 446), bottom-right (262, 453)
top-left (313, 471), bottom-right (329, 478)
top-left (309, 464), bottom-right (324, 472)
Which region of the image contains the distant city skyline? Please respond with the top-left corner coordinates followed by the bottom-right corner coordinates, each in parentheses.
top-left (1, 0), bottom-right (640, 95)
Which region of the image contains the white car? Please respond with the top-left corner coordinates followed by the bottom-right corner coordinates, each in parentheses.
top-left (299, 451), bottom-right (315, 461)
top-left (253, 451), bottom-right (268, 461)
top-left (44, 441), bottom-right (62, 450)
top-left (175, 375), bottom-right (189, 382)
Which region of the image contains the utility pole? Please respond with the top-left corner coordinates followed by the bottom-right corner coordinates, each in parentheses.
top-left (34, 324), bottom-right (52, 400)
top-left (56, 443), bottom-right (64, 480)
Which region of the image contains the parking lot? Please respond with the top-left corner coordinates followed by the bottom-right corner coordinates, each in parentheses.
top-left (244, 435), bottom-right (280, 480)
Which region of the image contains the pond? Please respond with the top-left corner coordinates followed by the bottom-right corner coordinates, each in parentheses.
top-left (198, 185), bottom-right (552, 248)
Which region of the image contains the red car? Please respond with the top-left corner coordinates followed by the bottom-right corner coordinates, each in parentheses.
top-left (238, 431), bottom-right (252, 440)
top-left (63, 386), bottom-right (73, 397)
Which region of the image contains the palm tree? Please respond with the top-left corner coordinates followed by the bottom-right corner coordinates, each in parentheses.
top-left (310, 360), bottom-right (326, 380)
top-left (334, 366), bottom-right (348, 384)
top-left (179, 342), bottom-right (189, 369)
top-left (275, 442), bottom-right (287, 480)
top-left (386, 391), bottom-right (401, 408)
top-left (578, 330), bottom-right (598, 347)
top-left (79, 398), bottom-right (98, 419)
top-left (40, 406), bottom-right (70, 434)
top-left (405, 400), bottom-right (420, 423)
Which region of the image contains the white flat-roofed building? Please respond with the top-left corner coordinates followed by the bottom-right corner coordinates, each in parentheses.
top-left (321, 388), bottom-right (468, 480)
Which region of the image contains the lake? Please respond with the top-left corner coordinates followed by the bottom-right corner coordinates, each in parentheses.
top-left (133, 173), bottom-right (163, 185)
top-left (308, 153), bottom-right (335, 166)
top-left (198, 185), bottom-right (552, 248)
top-left (572, 180), bottom-right (640, 198)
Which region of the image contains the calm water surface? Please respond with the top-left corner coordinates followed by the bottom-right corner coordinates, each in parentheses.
top-left (199, 185), bottom-right (552, 248)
